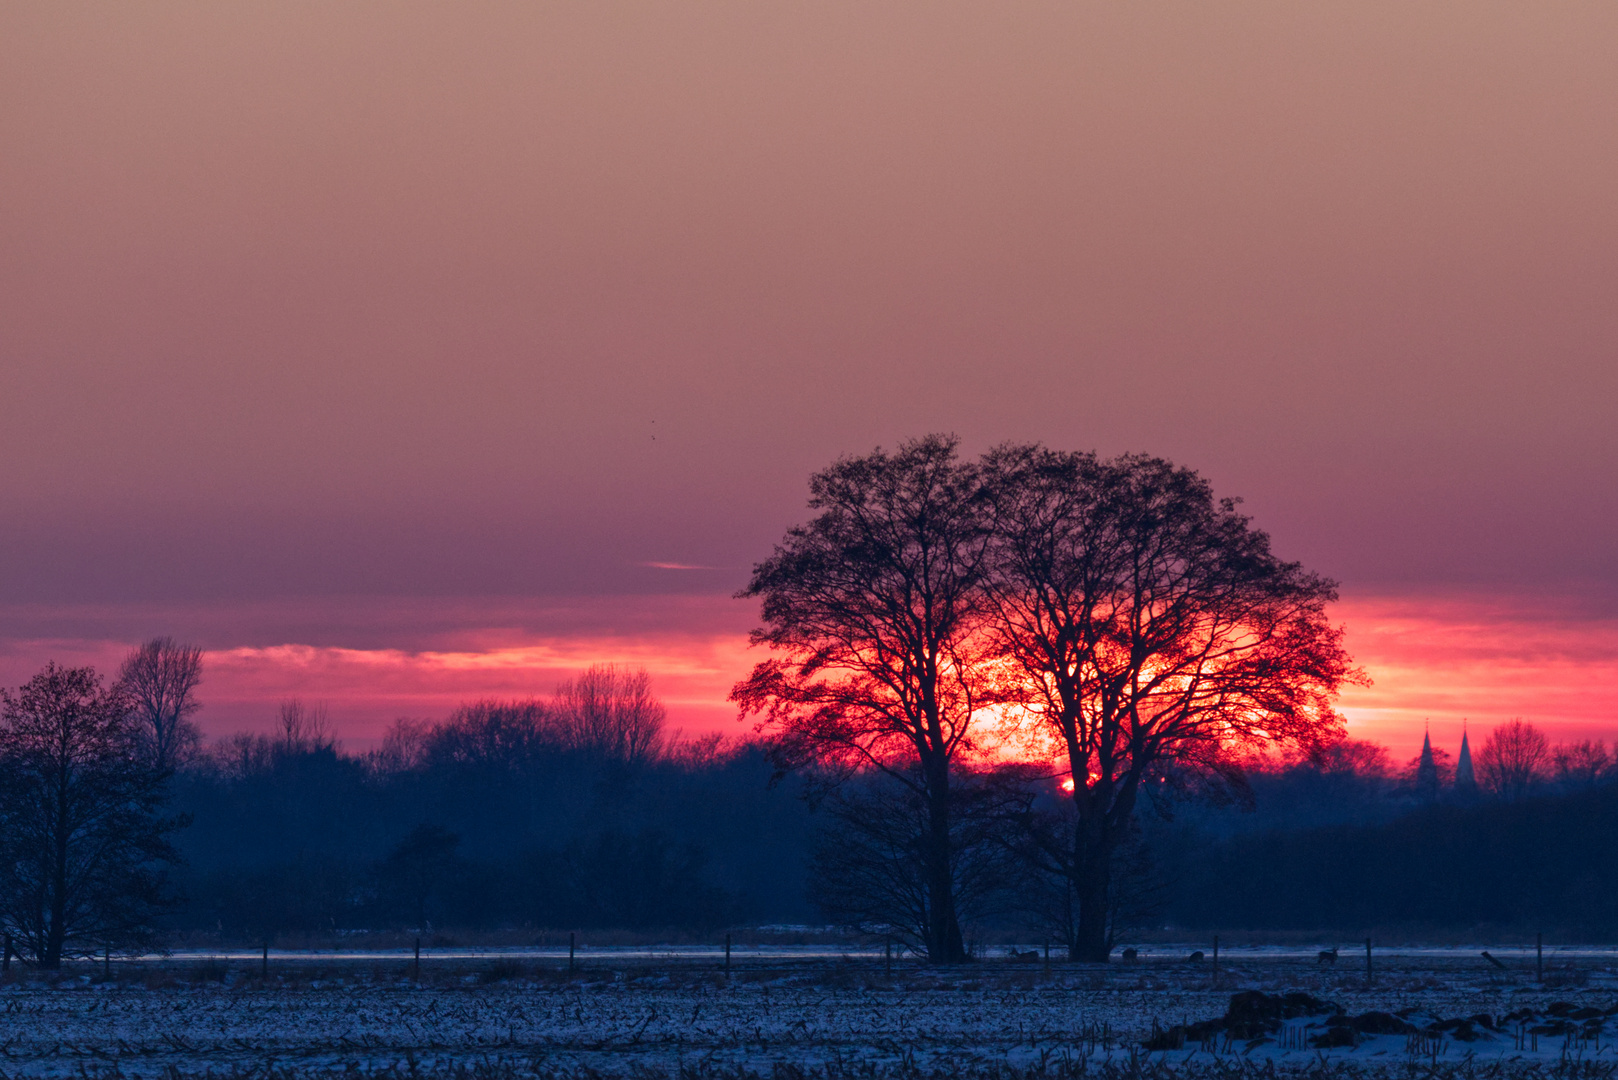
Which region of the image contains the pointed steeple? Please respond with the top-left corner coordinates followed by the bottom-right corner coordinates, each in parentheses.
top-left (1416, 722), bottom-right (1440, 800)
top-left (1454, 721), bottom-right (1477, 793)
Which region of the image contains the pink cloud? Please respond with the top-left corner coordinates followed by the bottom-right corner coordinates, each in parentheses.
top-left (0, 594), bottom-right (760, 747)
top-left (198, 634), bottom-right (755, 745)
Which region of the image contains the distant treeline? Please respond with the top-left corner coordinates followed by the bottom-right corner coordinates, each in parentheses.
top-left (1156, 738), bottom-right (1618, 938)
top-left (7, 647), bottom-right (1618, 964)
top-left (170, 677), bottom-right (815, 938)
top-left (166, 694), bottom-right (1618, 942)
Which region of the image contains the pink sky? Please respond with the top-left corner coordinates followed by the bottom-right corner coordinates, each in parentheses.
top-left (0, 590), bottom-right (1612, 763)
top-left (2, 3), bottom-right (1615, 760)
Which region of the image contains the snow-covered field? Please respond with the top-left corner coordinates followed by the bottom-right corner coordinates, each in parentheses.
top-left (2, 952), bottom-right (1616, 1078)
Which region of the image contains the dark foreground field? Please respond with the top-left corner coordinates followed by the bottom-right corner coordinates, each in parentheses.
top-left (2, 951), bottom-right (1617, 1080)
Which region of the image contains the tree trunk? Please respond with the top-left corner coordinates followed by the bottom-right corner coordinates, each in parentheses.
top-left (1069, 800), bottom-right (1115, 962)
top-left (44, 868), bottom-right (67, 969)
top-left (923, 763), bottom-right (968, 963)
top-left (924, 822), bottom-right (966, 962)
top-left (44, 774), bottom-right (71, 970)
top-left (1071, 850), bottom-right (1112, 962)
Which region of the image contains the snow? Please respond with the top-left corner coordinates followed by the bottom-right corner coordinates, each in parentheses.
top-left (0, 952), bottom-right (1614, 1077)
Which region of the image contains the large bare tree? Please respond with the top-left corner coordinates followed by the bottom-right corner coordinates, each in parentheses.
top-left (0, 664), bottom-right (185, 968)
top-left (731, 435), bottom-right (995, 962)
top-left (980, 446), bottom-right (1359, 961)
top-left (117, 637), bottom-right (203, 768)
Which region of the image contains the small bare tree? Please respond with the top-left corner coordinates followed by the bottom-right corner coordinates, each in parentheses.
top-left (117, 638), bottom-right (203, 769)
top-left (371, 718), bottom-right (432, 773)
top-left (421, 699), bottom-right (552, 769)
top-left (1552, 738), bottom-right (1611, 789)
top-left (1476, 718), bottom-right (1549, 800)
top-left (278, 699), bottom-right (334, 752)
top-left (555, 665), bottom-right (666, 767)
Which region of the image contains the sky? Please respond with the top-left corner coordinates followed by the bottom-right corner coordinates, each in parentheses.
top-left (2, 2), bottom-right (1615, 760)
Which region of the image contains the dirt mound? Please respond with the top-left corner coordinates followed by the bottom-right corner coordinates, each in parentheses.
top-left (1225, 991), bottom-right (1342, 1039)
top-left (1143, 991), bottom-right (1344, 1048)
top-left (1134, 992), bottom-right (1618, 1052)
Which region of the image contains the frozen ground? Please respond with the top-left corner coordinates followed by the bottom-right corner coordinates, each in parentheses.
top-left (1, 950), bottom-right (1616, 1079)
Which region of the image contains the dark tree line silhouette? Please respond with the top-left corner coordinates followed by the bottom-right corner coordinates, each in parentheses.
top-left (173, 677), bottom-right (802, 939)
top-left (0, 646), bottom-right (1612, 958)
top-left (3, 440), bottom-right (1614, 962)
top-left (1163, 757), bottom-right (1618, 934)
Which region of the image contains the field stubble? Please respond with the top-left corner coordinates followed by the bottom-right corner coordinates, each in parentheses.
top-left (0, 954), bottom-right (1615, 1080)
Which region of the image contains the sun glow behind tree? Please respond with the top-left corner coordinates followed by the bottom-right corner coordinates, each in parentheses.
top-left (736, 436), bottom-right (1360, 962)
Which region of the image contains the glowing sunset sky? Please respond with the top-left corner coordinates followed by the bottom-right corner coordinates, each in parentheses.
top-left (2, 3), bottom-right (1614, 760)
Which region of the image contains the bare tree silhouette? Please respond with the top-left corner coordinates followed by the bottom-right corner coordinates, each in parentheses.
top-left (555, 665), bottom-right (666, 766)
top-left (979, 446), bottom-right (1359, 961)
top-left (1477, 718), bottom-right (1550, 800)
top-left (419, 700), bottom-right (551, 771)
top-left (994, 789), bottom-right (1165, 956)
top-left (372, 717), bottom-right (432, 773)
top-left (278, 699), bottom-right (334, 752)
top-left (1553, 738), bottom-right (1612, 789)
top-left (731, 435), bottom-right (996, 963)
top-left (117, 637), bottom-right (203, 768)
top-left (0, 664), bottom-right (185, 968)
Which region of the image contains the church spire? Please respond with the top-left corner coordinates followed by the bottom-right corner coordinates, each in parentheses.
top-left (1455, 720), bottom-right (1477, 793)
top-left (1416, 722), bottom-right (1440, 800)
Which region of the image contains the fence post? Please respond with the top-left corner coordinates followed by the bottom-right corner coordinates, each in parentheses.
top-left (1212, 935), bottom-right (1219, 984)
top-left (104, 948), bottom-right (111, 976)
top-left (1365, 938), bottom-right (1372, 984)
top-left (884, 939), bottom-right (892, 976)
top-left (724, 932), bottom-right (732, 979)
top-left (414, 936), bottom-right (421, 982)
top-left (1537, 933), bottom-right (1543, 982)
top-left (568, 931), bottom-right (575, 974)
top-left (262, 942), bottom-right (269, 979)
